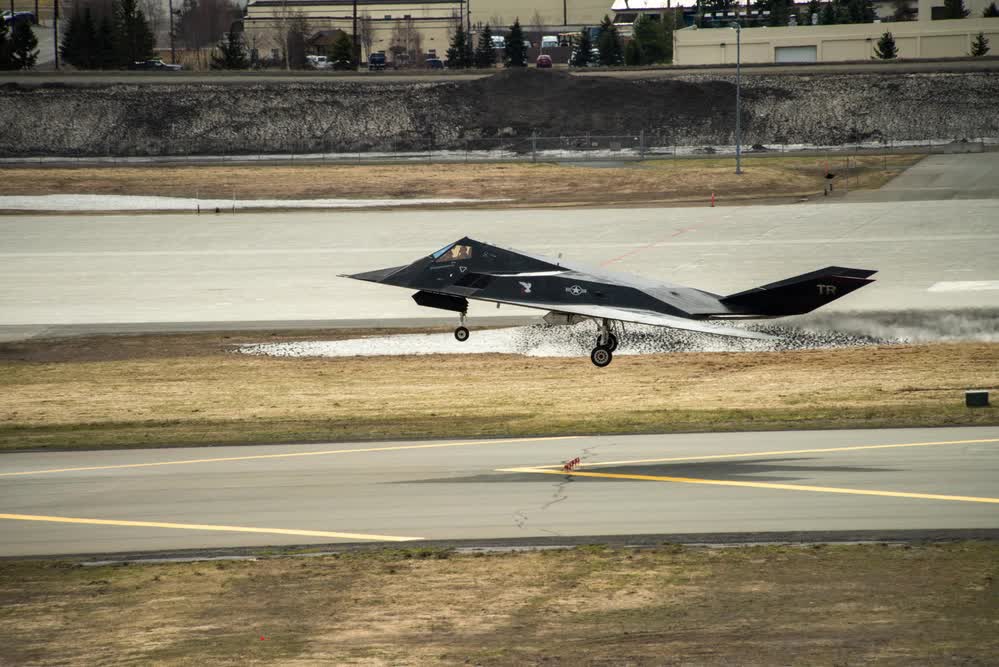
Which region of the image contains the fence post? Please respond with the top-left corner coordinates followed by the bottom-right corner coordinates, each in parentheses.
top-left (531, 132), bottom-right (537, 163)
top-left (639, 129), bottom-right (645, 160)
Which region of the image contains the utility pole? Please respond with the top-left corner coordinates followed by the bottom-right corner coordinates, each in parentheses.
top-left (563, 0), bottom-right (567, 26)
top-left (168, 0), bottom-right (176, 64)
top-left (52, 0), bottom-right (59, 69)
top-left (352, 0), bottom-right (359, 68)
top-left (729, 22), bottom-right (742, 175)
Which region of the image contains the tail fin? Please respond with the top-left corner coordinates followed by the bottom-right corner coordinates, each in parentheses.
top-left (720, 267), bottom-right (876, 316)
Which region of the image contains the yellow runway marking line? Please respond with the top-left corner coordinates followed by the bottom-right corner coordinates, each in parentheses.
top-left (529, 438), bottom-right (999, 469)
top-left (497, 467), bottom-right (999, 505)
top-left (0, 513), bottom-right (423, 542)
top-left (0, 435), bottom-right (579, 477)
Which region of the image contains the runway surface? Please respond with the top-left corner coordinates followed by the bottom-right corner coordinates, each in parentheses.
top-left (1, 427), bottom-right (997, 557)
top-left (2, 198), bottom-right (998, 333)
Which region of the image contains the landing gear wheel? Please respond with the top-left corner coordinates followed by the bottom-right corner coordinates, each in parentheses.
top-left (454, 326), bottom-right (469, 342)
top-left (595, 333), bottom-right (618, 352)
top-left (590, 346), bottom-right (613, 368)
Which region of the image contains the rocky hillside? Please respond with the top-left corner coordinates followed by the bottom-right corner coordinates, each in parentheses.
top-left (1, 69), bottom-right (996, 157)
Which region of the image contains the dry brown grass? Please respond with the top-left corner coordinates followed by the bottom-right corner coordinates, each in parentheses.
top-left (0, 154), bottom-right (920, 207)
top-left (0, 335), bottom-right (995, 450)
top-left (1, 543), bottom-right (997, 665)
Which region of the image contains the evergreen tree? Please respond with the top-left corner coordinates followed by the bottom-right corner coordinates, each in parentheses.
top-left (446, 22), bottom-right (468, 68)
top-left (504, 18), bottom-right (526, 67)
top-left (942, 0), bottom-right (969, 17)
top-left (632, 14), bottom-right (671, 64)
top-left (60, 9), bottom-right (87, 68)
top-left (10, 19), bottom-right (38, 69)
top-left (596, 15), bottom-right (623, 66)
top-left (847, 0), bottom-right (875, 23)
top-left (96, 15), bottom-right (117, 68)
top-left (0, 22), bottom-right (10, 70)
top-left (985, 2), bottom-right (999, 17)
top-left (329, 31), bottom-right (353, 63)
top-left (874, 31), bottom-right (897, 58)
top-left (892, 0), bottom-right (916, 20)
top-left (624, 38), bottom-right (642, 65)
top-left (970, 31), bottom-right (990, 56)
top-left (115, 0), bottom-right (156, 64)
top-left (819, 2), bottom-right (837, 24)
top-left (571, 27), bottom-right (591, 67)
top-left (474, 24), bottom-right (495, 68)
top-left (211, 30), bottom-right (248, 69)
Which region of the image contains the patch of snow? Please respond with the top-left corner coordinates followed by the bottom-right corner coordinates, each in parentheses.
top-left (238, 322), bottom-right (902, 359)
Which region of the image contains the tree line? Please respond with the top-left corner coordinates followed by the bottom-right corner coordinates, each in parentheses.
top-left (446, 13), bottom-right (676, 69)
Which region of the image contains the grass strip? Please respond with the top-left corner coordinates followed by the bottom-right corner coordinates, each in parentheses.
top-left (1, 339), bottom-right (995, 452)
top-left (1, 543), bottom-right (996, 664)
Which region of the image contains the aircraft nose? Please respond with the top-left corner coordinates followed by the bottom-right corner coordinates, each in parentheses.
top-left (341, 265), bottom-right (408, 284)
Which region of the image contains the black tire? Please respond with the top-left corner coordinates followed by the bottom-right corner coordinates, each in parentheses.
top-left (454, 326), bottom-right (469, 342)
top-left (595, 333), bottom-right (619, 352)
top-left (590, 346), bottom-right (612, 367)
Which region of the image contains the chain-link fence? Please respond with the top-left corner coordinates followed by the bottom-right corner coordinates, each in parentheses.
top-left (1, 134), bottom-right (992, 166)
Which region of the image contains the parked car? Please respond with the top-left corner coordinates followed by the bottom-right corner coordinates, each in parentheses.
top-left (490, 35), bottom-right (506, 49)
top-left (331, 59), bottom-right (353, 71)
top-left (425, 57), bottom-right (444, 70)
top-left (3, 10), bottom-right (36, 25)
top-left (368, 52), bottom-right (387, 71)
top-left (536, 54), bottom-right (553, 68)
top-left (306, 54), bottom-right (332, 70)
top-left (540, 35), bottom-right (558, 50)
top-left (127, 59), bottom-right (183, 71)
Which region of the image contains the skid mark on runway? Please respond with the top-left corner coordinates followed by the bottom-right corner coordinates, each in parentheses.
top-left (0, 513), bottom-right (423, 542)
top-left (0, 435), bottom-right (579, 478)
top-left (496, 468), bottom-right (999, 504)
top-left (527, 438), bottom-right (999, 469)
top-left (512, 445), bottom-right (602, 536)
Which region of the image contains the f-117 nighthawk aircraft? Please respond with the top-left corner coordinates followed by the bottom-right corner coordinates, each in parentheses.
top-left (342, 237), bottom-right (876, 367)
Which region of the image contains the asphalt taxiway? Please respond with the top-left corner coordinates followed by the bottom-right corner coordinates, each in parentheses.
top-left (1, 427), bottom-right (997, 557)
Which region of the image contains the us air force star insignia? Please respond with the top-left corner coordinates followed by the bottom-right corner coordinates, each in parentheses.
top-left (566, 285), bottom-right (587, 296)
top-left (519, 281), bottom-right (532, 294)
top-left (459, 266), bottom-right (468, 273)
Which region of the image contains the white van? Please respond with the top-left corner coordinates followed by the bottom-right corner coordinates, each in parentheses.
top-left (541, 36), bottom-right (558, 49)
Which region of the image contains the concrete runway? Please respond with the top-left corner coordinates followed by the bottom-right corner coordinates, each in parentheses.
top-left (2, 197), bottom-right (998, 334)
top-left (1, 427), bottom-right (997, 557)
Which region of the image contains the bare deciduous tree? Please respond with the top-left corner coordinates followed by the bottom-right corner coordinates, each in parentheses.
top-left (357, 11), bottom-right (374, 59)
top-left (390, 16), bottom-right (422, 66)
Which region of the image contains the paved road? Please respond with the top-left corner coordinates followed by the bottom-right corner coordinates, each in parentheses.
top-left (2, 198), bottom-right (997, 330)
top-left (847, 152), bottom-right (999, 202)
top-left (1, 427), bottom-right (996, 556)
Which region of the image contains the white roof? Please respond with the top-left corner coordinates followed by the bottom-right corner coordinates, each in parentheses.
top-left (611, 0), bottom-right (700, 10)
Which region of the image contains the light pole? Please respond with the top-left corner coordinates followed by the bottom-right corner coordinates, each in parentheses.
top-left (729, 21), bottom-right (742, 175)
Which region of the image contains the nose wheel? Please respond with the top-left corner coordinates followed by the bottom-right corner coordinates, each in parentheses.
top-left (454, 313), bottom-right (470, 342)
top-left (590, 345), bottom-right (612, 367)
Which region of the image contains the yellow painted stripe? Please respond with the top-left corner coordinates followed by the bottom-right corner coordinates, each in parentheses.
top-left (0, 513), bottom-right (423, 542)
top-left (530, 438), bottom-right (999, 469)
top-left (0, 435), bottom-right (578, 477)
top-left (497, 467), bottom-right (999, 504)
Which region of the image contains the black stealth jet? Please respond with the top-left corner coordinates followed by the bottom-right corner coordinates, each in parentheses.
top-left (342, 237), bottom-right (876, 367)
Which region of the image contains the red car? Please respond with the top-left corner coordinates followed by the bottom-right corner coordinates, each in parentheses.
top-left (536, 55), bottom-right (553, 68)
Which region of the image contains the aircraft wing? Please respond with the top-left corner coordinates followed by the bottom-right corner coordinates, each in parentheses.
top-left (482, 298), bottom-right (777, 341)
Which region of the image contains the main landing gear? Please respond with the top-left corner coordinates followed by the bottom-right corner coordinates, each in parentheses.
top-left (454, 313), bottom-right (470, 342)
top-left (590, 319), bottom-right (618, 367)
